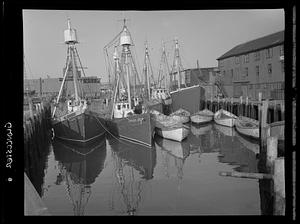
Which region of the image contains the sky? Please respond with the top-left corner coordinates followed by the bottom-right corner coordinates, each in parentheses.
top-left (23, 9), bottom-right (284, 83)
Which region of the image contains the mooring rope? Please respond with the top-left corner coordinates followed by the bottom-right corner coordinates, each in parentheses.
top-left (92, 113), bottom-right (146, 150)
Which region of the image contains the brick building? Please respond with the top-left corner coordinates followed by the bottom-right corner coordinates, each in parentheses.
top-left (217, 30), bottom-right (284, 100)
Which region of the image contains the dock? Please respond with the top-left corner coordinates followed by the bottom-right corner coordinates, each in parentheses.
top-left (24, 99), bottom-right (52, 215)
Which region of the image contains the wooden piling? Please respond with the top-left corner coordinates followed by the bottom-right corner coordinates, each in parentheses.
top-left (239, 96), bottom-right (243, 116)
top-left (266, 137), bottom-right (278, 173)
top-left (273, 157), bottom-right (285, 215)
top-left (246, 96), bottom-right (249, 117)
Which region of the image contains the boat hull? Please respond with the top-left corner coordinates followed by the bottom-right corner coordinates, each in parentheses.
top-left (214, 109), bottom-right (237, 127)
top-left (170, 85), bottom-right (204, 114)
top-left (155, 125), bottom-right (190, 142)
top-left (106, 112), bottom-right (154, 147)
top-left (214, 118), bottom-right (235, 127)
top-left (52, 110), bottom-right (106, 146)
top-left (191, 115), bottom-right (213, 124)
top-left (235, 116), bottom-right (259, 140)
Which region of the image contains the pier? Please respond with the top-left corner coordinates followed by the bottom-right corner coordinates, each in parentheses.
top-left (209, 93), bottom-right (286, 215)
top-left (24, 99), bottom-right (52, 215)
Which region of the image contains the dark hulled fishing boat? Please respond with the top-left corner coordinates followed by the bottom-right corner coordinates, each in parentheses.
top-left (169, 39), bottom-right (204, 114)
top-left (104, 20), bottom-right (154, 147)
top-left (51, 19), bottom-right (106, 146)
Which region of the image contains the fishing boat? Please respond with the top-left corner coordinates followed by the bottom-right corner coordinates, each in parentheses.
top-left (234, 116), bottom-right (259, 140)
top-left (51, 19), bottom-right (106, 146)
top-left (151, 110), bottom-right (190, 142)
top-left (141, 41), bottom-right (164, 114)
top-left (214, 109), bottom-right (237, 127)
top-left (154, 42), bottom-right (173, 113)
top-left (104, 21), bottom-right (154, 147)
top-left (169, 39), bottom-right (204, 114)
top-left (170, 108), bottom-right (190, 123)
top-left (190, 108), bottom-right (214, 124)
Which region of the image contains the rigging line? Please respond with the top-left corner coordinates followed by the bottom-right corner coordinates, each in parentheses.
top-left (103, 29), bottom-right (123, 50)
top-left (74, 47), bottom-right (92, 98)
top-left (93, 114), bottom-right (147, 151)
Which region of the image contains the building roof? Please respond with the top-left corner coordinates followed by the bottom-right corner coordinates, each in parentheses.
top-left (217, 30), bottom-right (284, 60)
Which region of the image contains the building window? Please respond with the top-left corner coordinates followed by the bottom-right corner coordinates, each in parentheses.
top-left (254, 51), bottom-right (260, 61)
top-left (281, 61), bottom-right (285, 73)
top-left (235, 56), bottom-right (240, 64)
top-left (256, 65), bottom-right (259, 77)
top-left (244, 67), bottom-right (248, 77)
top-left (244, 54), bottom-right (249, 63)
top-left (280, 45), bottom-right (284, 56)
top-left (268, 64), bottom-right (272, 74)
top-left (235, 68), bottom-right (239, 80)
top-left (231, 69), bottom-right (234, 79)
top-left (266, 48), bottom-right (273, 59)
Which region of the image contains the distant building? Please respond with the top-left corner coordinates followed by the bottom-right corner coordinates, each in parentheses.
top-left (24, 76), bottom-right (102, 98)
top-left (217, 30), bottom-right (284, 99)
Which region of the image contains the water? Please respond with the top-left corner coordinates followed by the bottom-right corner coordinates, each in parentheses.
top-left (28, 122), bottom-right (267, 216)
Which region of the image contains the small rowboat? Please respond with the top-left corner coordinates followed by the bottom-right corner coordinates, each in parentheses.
top-left (191, 109), bottom-right (214, 124)
top-left (151, 110), bottom-right (190, 142)
top-left (214, 109), bottom-right (237, 127)
top-left (234, 116), bottom-right (259, 140)
top-left (170, 108), bottom-right (190, 123)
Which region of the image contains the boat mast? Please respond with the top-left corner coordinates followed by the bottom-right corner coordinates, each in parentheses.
top-left (111, 46), bottom-right (121, 118)
top-left (52, 44), bottom-right (71, 118)
top-left (144, 42), bottom-right (151, 101)
top-left (175, 39), bottom-right (181, 90)
top-left (120, 20), bottom-right (132, 109)
top-left (65, 19), bottom-right (80, 102)
top-left (158, 41), bottom-right (170, 89)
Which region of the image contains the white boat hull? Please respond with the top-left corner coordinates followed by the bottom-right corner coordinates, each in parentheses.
top-left (156, 126), bottom-right (190, 142)
top-left (234, 116), bottom-right (259, 139)
top-left (191, 115), bottom-right (213, 124)
top-left (214, 109), bottom-right (237, 127)
top-left (214, 117), bottom-right (235, 127)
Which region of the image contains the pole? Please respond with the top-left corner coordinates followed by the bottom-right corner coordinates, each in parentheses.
top-left (52, 46), bottom-right (71, 118)
top-left (70, 45), bottom-right (79, 102)
top-left (125, 47), bottom-right (131, 109)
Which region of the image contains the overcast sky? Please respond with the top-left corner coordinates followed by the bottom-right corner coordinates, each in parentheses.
top-left (23, 9), bottom-right (284, 82)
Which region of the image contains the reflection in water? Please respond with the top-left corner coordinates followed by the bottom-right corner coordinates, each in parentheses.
top-left (190, 123), bottom-right (219, 154)
top-left (52, 137), bottom-right (107, 216)
top-left (107, 134), bottom-right (157, 215)
top-left (214, 123), bottom-right (274, 215)
top-left (155, 136), bottom-right (190, 180)
top-left (214, 124), bottom-right (258, 173)
top-left (24, 129), bottom-right (52, 197)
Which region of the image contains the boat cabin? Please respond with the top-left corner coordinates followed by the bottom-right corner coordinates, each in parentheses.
top-left (67, 99), bottom-right (87, 113)
top-left (151, 88), bottom-right (170, 100)
top-left (113, 102), bottom-right (134, 118)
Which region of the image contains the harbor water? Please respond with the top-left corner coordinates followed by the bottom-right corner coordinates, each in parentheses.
top-left (26, 120), bottom-right (275, 216)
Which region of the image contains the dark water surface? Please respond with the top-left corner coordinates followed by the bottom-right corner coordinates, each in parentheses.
top-left (31, 122), bottom-right (266, 215)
